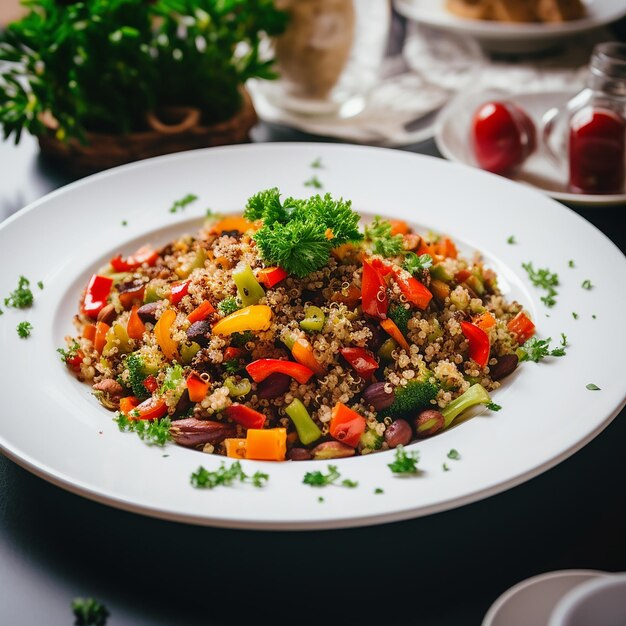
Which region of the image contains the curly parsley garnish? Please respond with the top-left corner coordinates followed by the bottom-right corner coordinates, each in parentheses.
top-left (71, 597), bottom-right (109, 626)
top-left (114, 412), bottom-right (172, 446)
top-left (191, 461), bottom-right (268, 489)
top-left (403, 252), bottom-right (433, 276)
top-left (169, 193), bottom-right (198, 214)
top-left (388, 445), bottom-right (419, 474)
top-left (518, 335), bottom-right (567, 363)
top-left (521, 262), bottom-right (559, 307)
top-left (16, 321), bottom-right (32, 338)
top-left (4, 275), bottom-right (34, 308)
top-left (364, 216), bottom-right (404, 258)
top-left (246, 188), bottom-right (362, 277)
top-left (217, 296), bottom-right (240, 316)
top-left (303, 464), bottom-right (358, 488)
top-left (485, 402), bottom-right (501, 411)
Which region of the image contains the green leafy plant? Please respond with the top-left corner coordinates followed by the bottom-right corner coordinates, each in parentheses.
top-left (0, 0), bottom-right (288, 144)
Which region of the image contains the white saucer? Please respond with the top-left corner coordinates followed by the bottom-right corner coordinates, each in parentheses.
top-left (482, 569), bottom-right (611, 626)
top-left (434, 87), bottom-right (626, 207)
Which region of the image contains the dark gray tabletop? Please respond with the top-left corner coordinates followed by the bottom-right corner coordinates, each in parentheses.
top-left (2, 14), bottom-right (626, 626)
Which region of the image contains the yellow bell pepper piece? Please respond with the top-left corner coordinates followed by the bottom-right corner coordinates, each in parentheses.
top-left (245, 428), bottom-right (287, 461)
top-left (212, 305), bottom-right (272, 336)
top-left (154, 309), bottom-right (179, 361)
top-left (225, 438), bottom-right (247, 459)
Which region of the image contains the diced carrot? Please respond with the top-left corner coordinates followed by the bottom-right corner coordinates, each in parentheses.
top-left (82, 323), bottom-right (97, 342)
top-left (417, 239), bottom-right (438, 258)
top-left (187, 300), bottom-right (215, 324)
top-left (507, 311), bottom-right (536, 344)
top-left (127, 305), bottom-right (146, 340)
top-left (380, 318), bottom-right (411, 353)
top-left (225, 438), bottom-right (247, 459)
top-left (473, 311), bottom-right (496, 332)
top-left (329, 402), bottom-right (366, 448)
top-left (291, 337), bottom-right (326, 376)
top-left (435, 237), bottom-right (458, 259)
top-left (119, 396), bottom-right (140, 416)
top-left (330, 282), bottom-right (361, 309)
top-left (94, 321), bottom-right (110, 354)
top-left (186, 372), bottom-right (209, 403)
top-left (389, 219), bottom-right (410, 235)
top-left (210, 216), bottom-right (257, 234)
top-left (245, 428), bottom-right (287, 461)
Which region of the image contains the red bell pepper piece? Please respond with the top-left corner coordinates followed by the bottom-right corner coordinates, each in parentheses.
top-left (119, 396), bottom-right (140, 416)
top-left (507, 311), bottom-right (536, 344)
top-left (81, 274), bottom-right (114, 319)
top-left (224, 346), bottom-right (244, 361)
top-left (460, 321), bottom-right (490, 369)
top-left (143, 375), bottom-right (158, 394)
top-left (257, 266), bottom-right (288, 288)
top-left (186, 372), bottom-right (209, 403)
top-left (64, 349), bottom-right (85, 373)
top-left (187, 300), bottom-right (215, 323)
top-left (389, 266), bottom-right (433, 310)
top-left (110, 245), bottom-right (159, 272)
top-left (129, 395), bottom-right (168, 421)
top-left (340, 347), bottom-right (379, 379)
top-left (224, 403), bottom-right (266, 429)
top-left (361, 257), bottom-right (389, 319)
top-left (329, 402), bottom-right (366, 448)
top-left (245, 359), bottom-right (314, 385)
top-left (170, 280), bottom-right (190, 305)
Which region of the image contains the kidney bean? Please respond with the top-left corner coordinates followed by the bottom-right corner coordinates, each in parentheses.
top-left (384, 419), bottom-right (413, 448)
top-left (136, 301), bottom-right (161, 324)
top-left (256, 373), bottom-right (291, 399)
top-left (186, 320), bottom-right (212, 347)
top-left (414, 409), bottom-right (445, 438)
top-left (288, 447), bottom-right (313, 461)
top-left (489, 354), bottom-right (519, 381)
top-left (362, 382), bottom-right (395, 411)
top-left (97, 303), bottom-right (117, 326)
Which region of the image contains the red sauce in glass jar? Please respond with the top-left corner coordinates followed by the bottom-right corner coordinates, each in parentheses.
top-left (568, 106), bottom-right (626, 194)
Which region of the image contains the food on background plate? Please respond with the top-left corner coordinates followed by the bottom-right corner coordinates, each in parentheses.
top-left (446, 0), bottom-right (586, 22)
top-left (470, 100), bottom-right (537, 175)
top-left (59, 189), bottom-right (538, 462)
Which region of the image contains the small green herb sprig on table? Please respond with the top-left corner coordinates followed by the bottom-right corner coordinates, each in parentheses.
top-left (0, 0), bottom-right (288, 144)
top-left (191, 461), bottom-right (268, 489)
top-left (71, 597), bottom-right (109, 626)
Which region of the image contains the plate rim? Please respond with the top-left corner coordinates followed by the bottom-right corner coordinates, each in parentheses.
top-left (1, 141), bottom-right (625, 530)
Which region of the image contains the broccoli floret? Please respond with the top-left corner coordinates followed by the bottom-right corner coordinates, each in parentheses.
top-left (441, 383), bottom-right (491, 428)
top-left (360, 428), bottom-right (383, 451)
top-left (124, 353), bottom-right (149, 399)
top-left (385, 379), bottom-right (439, 418)
top-left (389, 304), bottom-right (412, 335)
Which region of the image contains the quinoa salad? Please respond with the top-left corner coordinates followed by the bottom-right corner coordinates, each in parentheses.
top-left (59, 188), bottom-right (538, 462)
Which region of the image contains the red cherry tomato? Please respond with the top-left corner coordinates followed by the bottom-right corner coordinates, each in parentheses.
top-left (471, 101), bottom-right (536, 175)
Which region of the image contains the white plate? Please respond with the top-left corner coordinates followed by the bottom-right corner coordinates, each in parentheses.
top-left (394, 0), bottom-right (626, 54)
top-left (1, 143), bottom-right (625, 530)
top-left (482, 569), bottom-right (611, 626)
top-left (435, 88), bottom-right (626, 207)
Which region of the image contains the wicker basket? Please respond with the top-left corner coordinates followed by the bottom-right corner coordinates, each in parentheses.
top-left (37, 88), bottom-right (258, 177)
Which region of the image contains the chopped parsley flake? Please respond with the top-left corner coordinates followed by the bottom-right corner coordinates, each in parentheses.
top-left (37, 280), bottom-right (44, 290)
top-left (581, 279), bottom-right (593, 290)
top-left (318, 496), bottom-right (325, 503)
top-left (388, 445), bottom-right (419, 474)
top-left (486, 402), bottom-right (502, 411)
top-left (592, 314), bottom-right (597, 319)
top-left (4, 275), bottom-right (33, 308)
top-left (71, 597), bottom-right (109, 626)
top-left (114, 413), bottom-right (171, 446)
top-left (365, 216), bottom-right (404, 258)
top-left (403, 252), bottom-right (433, 276)
top-left (568, 260), bottom-right (575, 268)
top-left (303, 464), bottom-right (357, 488)
top-left (121, 220), bottom-right (128, 226)
top-left (507, 235), bottom-right (516, 244)
top-left (521, 262), bottom-right (559, 307)
top-left (443, 463), bottom-right (450, 471)
top-left (191, 461), bottom-right (268, 489)
top-left (518, 336), bottom-right (567, 362)
top-left (572, 312), bottom-right (579, 320)
top-left (447, 448), bottom-right (461, 460)
top-left (169, 193), bottom-right (198, 214)
top-left (310, 157), bottom-right (323, 169)
top-left (16, 321), bottom-right (32, 338)
top-left (586, 383), bottom-right (601, 391)
top-left (304, 175), bottom-right (323, 189)
top-left (374, 487), bottom-right (384, 494)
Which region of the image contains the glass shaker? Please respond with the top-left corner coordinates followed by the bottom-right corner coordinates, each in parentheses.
top-left (542, 42), bottom-right (626, 195)
top-left (258, 0), bottom-right (391, 118)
